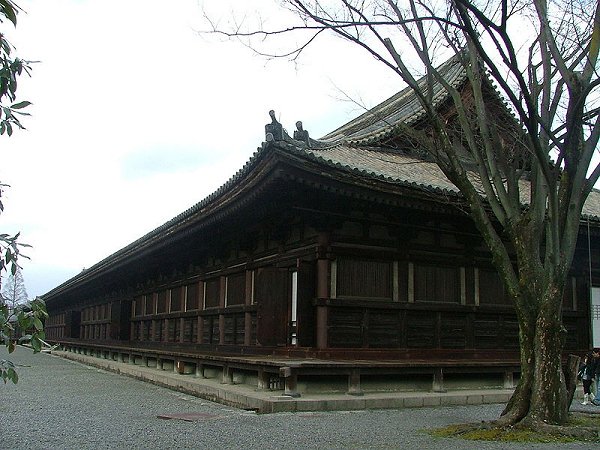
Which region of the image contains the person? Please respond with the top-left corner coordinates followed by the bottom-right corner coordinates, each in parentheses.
top-left (580, 351), bottom-right (596, 405)
top-left (591, 348), bottom-right (600, 406)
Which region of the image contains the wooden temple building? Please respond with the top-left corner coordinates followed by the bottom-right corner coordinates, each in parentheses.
top-left (43, 55), bottom-right (600, 401)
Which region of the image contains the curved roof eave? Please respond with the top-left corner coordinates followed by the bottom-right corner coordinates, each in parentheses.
top-left (42, 144), bottom-right (275, 300)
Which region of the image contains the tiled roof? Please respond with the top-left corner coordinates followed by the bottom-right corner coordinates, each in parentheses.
top-left (584, 189), bottom-right (600, 219)
top-left (306, 144), bottom-right (456, 192)
top-left (292, 143), bottom-right (600, 219)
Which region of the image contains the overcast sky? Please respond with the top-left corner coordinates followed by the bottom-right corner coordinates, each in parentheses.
top-left (1, 0), bottom-right (400, 297)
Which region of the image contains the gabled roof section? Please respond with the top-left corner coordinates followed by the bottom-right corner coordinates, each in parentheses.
top-left (319, 53), bottom-right (467, 145)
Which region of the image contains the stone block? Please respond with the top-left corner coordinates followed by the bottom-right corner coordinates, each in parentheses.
top-left (467, 395), bottom-right (483, 405)
top-left (423, 396), bottom-right (441, 407)
top-left (441, 395), bottom-right (467, 406)
top-left (404, 397), bottom-right (425, 408)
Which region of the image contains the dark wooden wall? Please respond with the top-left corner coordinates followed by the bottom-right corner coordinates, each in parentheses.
top-left (45, 190), bottom-right (595, 359)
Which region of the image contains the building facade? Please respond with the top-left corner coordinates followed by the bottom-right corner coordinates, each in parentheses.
top-left (43, 56), bottom-right (600, 398)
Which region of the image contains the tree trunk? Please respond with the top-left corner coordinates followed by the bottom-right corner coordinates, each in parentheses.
top-left (500, 297), bottom-right (536, 425)
top-left (500, 285), bottom-right (569, 426)
top-left (527, 292), bottom-right (568, 425)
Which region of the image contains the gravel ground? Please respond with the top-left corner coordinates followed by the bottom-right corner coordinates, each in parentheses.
top-left (0, 346), bottom-right (597, 450)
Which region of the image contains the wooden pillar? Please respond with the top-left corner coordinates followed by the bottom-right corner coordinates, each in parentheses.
top-left (219, 315), bottom-right (225, 345)
top-left (219, 276), bottom-right (226, 345)
top-left (150, 319), bottom-right (156, 342)
top-left (197, 316), bottom-right (203, 344)
top-left (316, 259), bottom-right (329, 299)
top-left (179, 318), bottom-right (185, 343)
top-left (244, 270), bottom-right (253, 346)
top-left (316, 252), bottom-right (330, 350)
top-left (244, 313), bottom-right (252, 346)
top-left (316, 306), bottom-right (328, 349)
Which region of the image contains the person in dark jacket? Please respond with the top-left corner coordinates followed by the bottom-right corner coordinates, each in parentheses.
top-left (591, 348), bottom-right (600, 406)
top-left (581, 351), bottom-right (596, 405)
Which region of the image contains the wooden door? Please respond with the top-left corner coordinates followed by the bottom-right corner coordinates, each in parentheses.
top-left (255, 267), bottom-right (289, 346)
top-left (110, 300), bottom-right (131, 340)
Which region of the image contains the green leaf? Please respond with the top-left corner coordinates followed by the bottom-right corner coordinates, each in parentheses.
top-left (30, 336), bottom-right (41, 353)
top-left (7, 367), bottom-right (17, 384)
top-left (0, 0), bottom-right (18, 26)
top-left (10, 100), bottom-right (30, 109)
top-left (0, 359), bottom-right (15, 369)
top-left (17, 312), bottom-right (31, 329)
top-left (33, 317), bottom-right (43, 331)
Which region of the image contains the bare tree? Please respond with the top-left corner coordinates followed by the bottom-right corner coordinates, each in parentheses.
top-left (205, 0), bottom-right (600, 428)
top-left (1, 265), bottom-right (28, 309)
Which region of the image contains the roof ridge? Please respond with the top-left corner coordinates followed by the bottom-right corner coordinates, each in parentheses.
top-left (318, 53), bottom-right (467, 144)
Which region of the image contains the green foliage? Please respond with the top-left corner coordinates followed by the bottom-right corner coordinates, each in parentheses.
top-left (0, 185), bottom-right (32, 277)
top-left (0, 0), bottom-right (41, 385)
top-left (0, 0), bottom-right (32, 135)
top-left (0, 297), bottom-right (48, 384)
top-left (0, 0), bottom-right (19, 26)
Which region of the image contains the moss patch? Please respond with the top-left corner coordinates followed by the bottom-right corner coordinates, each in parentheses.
top-left (567, 413), bottom-right (600, 428)
top-left (429, 413), bottom-right (600, 444)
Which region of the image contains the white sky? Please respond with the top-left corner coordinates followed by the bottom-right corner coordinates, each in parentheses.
top-left (1, 0), bottom-right (399, 297)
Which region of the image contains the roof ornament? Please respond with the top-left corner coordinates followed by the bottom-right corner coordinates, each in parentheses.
top-left (265, 110), bottom-right (283, 142)
top-left (293, 121), bottom-right (310, 146)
